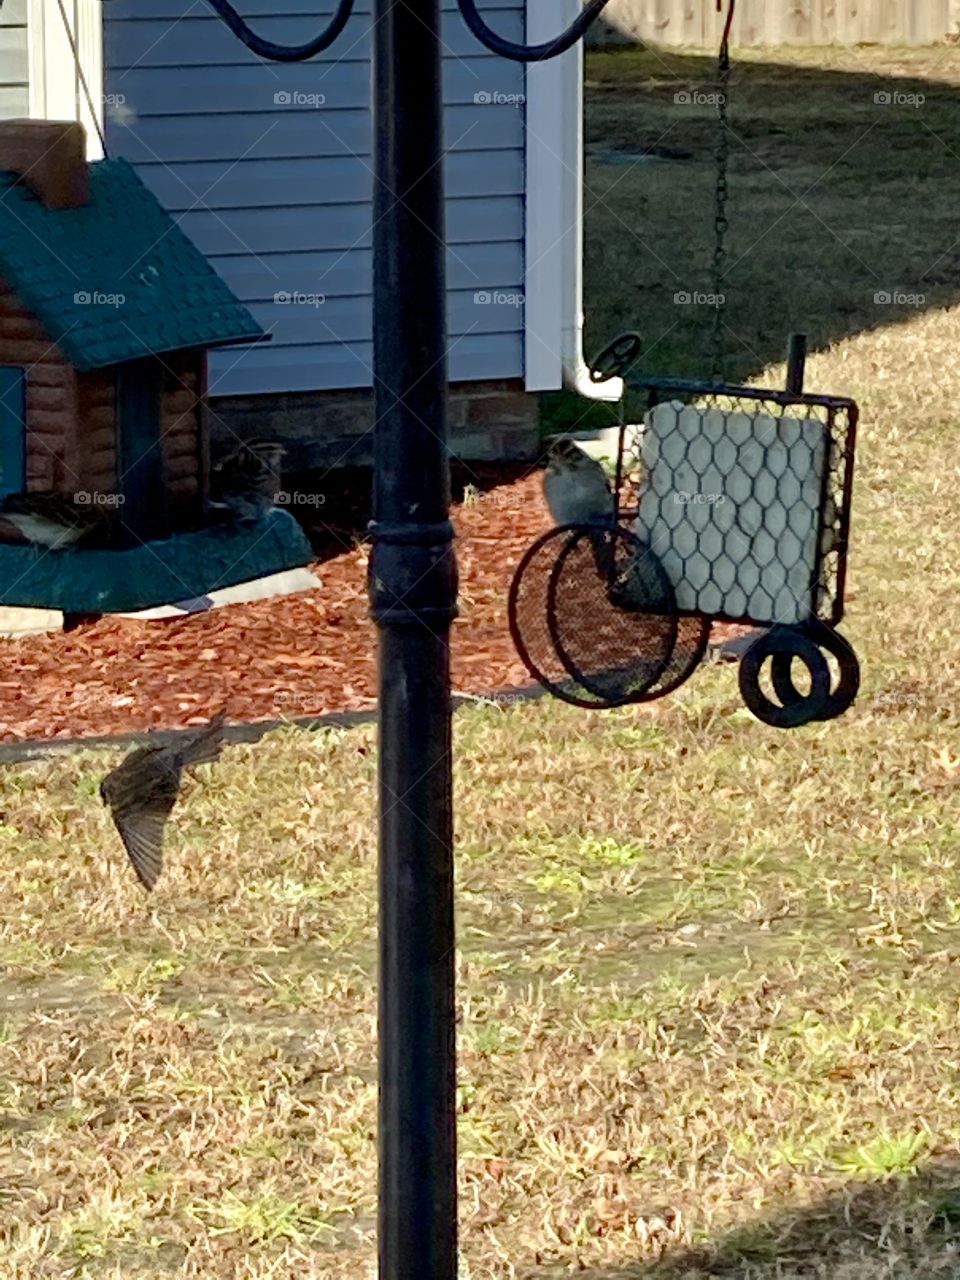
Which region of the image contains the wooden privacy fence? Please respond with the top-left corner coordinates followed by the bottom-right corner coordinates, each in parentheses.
top-left (589, 1), bottom-right (960, 46)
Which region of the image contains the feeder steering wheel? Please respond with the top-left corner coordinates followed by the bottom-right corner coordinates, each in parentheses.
top-left (589, 332), bottom-right (643, 384)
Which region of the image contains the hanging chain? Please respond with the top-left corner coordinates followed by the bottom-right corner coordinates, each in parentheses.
top-left (710, 1), bottom-right (735, 382)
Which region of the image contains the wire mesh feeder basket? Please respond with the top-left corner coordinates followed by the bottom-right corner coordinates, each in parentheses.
top-left (509, 332), bottom-right (861, 727)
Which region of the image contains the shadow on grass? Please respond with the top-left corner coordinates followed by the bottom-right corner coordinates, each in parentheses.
top-left (545, 43), bottom-right (960, 433)
top-left (547, 1156), bottom-right (960, 1278)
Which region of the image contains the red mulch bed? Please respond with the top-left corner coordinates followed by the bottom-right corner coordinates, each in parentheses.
top-left (0, 464), bottom-right (739, 743)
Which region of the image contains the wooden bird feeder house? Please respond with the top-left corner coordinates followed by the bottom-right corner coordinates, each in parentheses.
top-left (0, 119), bottom-right (311, 614)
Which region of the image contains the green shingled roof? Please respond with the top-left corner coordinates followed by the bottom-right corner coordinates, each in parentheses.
top-left (0, 157), bottom-right (264, 371)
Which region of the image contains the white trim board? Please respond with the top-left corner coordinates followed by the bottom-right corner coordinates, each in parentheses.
top-left (28, 0), bottom-right (103, 157)
top-left (523, 0), bottom-right (621, 402)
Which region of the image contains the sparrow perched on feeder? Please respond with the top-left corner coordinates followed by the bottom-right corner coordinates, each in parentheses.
top-left (543, 437), bottom-right (614, 525)
top-left (100, 713), bottom-right (226, 891)
top-left (1, 493), bottom-right (110, 550)
top-left (210, 439), bottom-right (285, 523)
top-left (543, 437), bottom-right (616, 577)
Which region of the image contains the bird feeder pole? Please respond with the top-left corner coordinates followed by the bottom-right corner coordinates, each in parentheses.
top-left (368, 0), bottom-right (459, 1274)
top-left (198, 3), bottom-right (612, 1275)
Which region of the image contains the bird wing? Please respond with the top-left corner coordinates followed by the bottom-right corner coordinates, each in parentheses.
top-left (113, 807), bottom-right (168, 891)
top-left (102, 746), bottom-right (182, 890)
top-left (101, 716), bottom-right (225, 890)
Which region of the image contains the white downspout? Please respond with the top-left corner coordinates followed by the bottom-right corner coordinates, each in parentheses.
top-left (524, 0), bottom-right (622, 403)
top-left (27, 0), bottom-right (104, 159)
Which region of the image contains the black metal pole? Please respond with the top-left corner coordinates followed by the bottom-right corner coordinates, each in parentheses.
top-left (194, 7), bottom-right (610, 1279)
top-left (786, 332), bottom-right (807, 395)
top-left (369, 0), bottom-right (458, 1277)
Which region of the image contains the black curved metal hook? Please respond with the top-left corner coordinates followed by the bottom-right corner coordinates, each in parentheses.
top-left (204, 0), bottom-right (354, 61)
top-left (458, 0), bottom-right (611, 62)
top-left (719, 0), bottom-right (736, 53)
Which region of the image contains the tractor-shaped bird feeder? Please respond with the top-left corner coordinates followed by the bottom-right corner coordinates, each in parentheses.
top-left (509, 333), bottom-right (860, 728)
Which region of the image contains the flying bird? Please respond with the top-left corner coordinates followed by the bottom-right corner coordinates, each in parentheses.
top-left (211, 439), bottom-right (285, 523)
top-left (99, 713), bottom-right (226, 890)
top-left (1, 493), bottom-right (110, 549)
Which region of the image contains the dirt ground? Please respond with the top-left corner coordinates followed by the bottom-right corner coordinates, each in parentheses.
top-left (0, 464), bottom-right (571, 742)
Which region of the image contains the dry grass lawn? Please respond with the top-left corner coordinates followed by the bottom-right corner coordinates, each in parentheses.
top-left (2, 44), bottom-right (960, 1280)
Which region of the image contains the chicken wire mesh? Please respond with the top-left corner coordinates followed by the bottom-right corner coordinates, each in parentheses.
top-left (614, 380), bottom-right (857, 630)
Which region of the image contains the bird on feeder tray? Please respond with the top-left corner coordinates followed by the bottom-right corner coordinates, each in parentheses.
top-left (0, 492), bottom-right (113, 550)
top-left (542, 436), bottom-right (616, 577)
top-left (543, 437), bottom-right (615, 526)
top-left (99, 712), bottom-right (227, 891)
top-left (210, 439), bottom-right (285, 523)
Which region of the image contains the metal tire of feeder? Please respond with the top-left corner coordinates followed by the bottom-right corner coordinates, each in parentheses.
top-left (738, 627), bottom-right (834, 729)
top-left (508, 522), bottom-right (680, 709)
top-left (547, 525), bottom-right (711, 703)
top-left (768, 616), bottom-right (861, 722)
top-left (509, 526), bottom-right (622, 709)
top-left (646, 613), bottom-right (712, 700)
top-left (547, 522), bottom-right (678, 705)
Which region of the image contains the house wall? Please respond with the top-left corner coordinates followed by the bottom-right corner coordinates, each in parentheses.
top-left (101, 0), bottom-right (528, 399)
top-left (0, 279), bottom-right (77, 496)
top-left (211, 378), bottom-right (541, 471)
top-left (0, 0), bottom-right (28, 119)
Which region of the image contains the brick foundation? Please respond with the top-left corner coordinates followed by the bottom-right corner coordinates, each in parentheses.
top-left (209, 379), bottom-right (543, 470)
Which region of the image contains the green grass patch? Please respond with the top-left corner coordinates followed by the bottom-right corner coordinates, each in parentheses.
top-left (3, 40), bottom-right (960, 1280)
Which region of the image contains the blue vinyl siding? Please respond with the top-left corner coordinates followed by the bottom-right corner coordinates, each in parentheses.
top-left (0, 0), bottom-right (28, 119)
top-left (103, 0), bottom-right (526, 396)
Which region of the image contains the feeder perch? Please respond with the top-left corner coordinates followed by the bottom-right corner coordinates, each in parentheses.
top-left (0, 119), bottom-right (311, 613)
